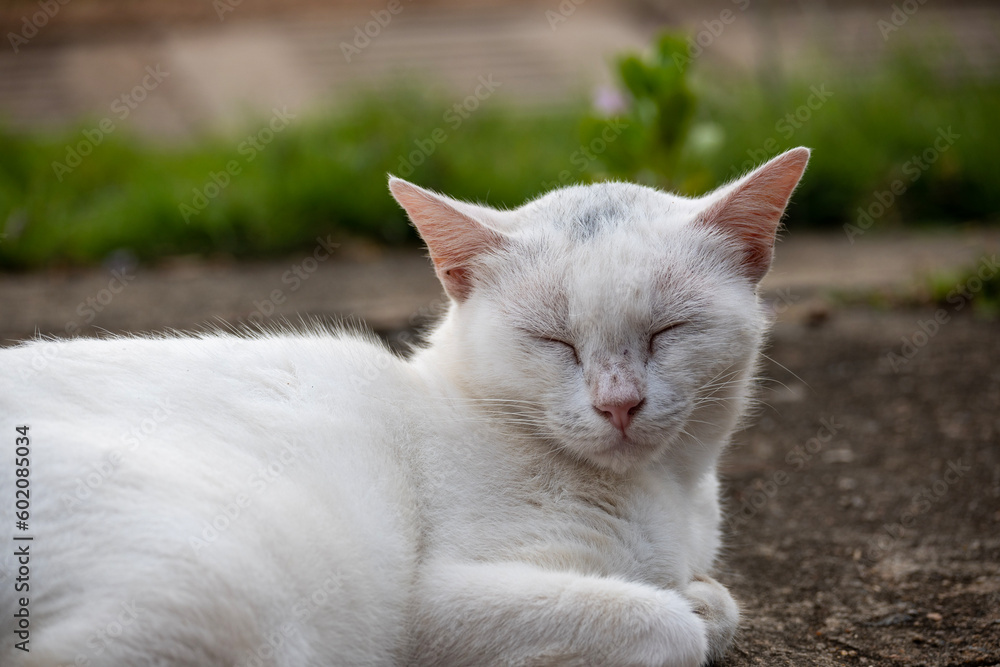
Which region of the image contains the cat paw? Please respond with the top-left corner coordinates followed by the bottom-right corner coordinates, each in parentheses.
top-left (682, 575), bottom-right (739, 665)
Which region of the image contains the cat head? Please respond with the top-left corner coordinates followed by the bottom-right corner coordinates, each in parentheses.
top-left (390, 148), bottom-right (809, 474)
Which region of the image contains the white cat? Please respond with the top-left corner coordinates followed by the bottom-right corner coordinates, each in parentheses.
top-left (0, 147), bottom-right (809, 667)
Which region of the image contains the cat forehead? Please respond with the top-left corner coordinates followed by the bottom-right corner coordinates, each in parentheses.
top-left (518, 181), bottom-right (699, 239)
top-left (492, 206), bottom-right (717, 331)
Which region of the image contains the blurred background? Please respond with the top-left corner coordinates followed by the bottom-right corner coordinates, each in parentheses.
top-left (1, 1), bottom-right (997, 664)
top-left (1, 0), bottom-right (998, 268)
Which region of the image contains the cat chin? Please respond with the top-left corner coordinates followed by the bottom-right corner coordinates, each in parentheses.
top-left (572, 432), bottom-right (667, 473)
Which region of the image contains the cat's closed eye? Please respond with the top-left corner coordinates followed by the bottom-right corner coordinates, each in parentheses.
top-left (536, 336), bottom-right (580, 364)
top-left (648, 322), bottom-right (688, 354)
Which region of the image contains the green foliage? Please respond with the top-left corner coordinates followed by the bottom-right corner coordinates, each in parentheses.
top-left (0, 32), bottom-right (998, 269)
top-left (685, 46), bottom-right (1000, 230)
top-left (925, 259), bottom-right (1000, 319)
top-left (579, 32), bottom-right (713, 192)
top-left (580, 31), bottom-right (1000, 233)
top-left (0, 85), bottom-right (578, 269)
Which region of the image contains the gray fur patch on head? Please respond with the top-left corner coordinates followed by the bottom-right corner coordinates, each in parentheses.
top-left (531, 183), bottom-right (647, 241)
top-left (571, 199), bottom-right (626, 239)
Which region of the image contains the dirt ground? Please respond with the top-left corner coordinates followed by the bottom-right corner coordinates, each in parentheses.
top-left (1, 248), bottom-right (998, 666)
top-left (720, 308), bottom-right (1000, 666)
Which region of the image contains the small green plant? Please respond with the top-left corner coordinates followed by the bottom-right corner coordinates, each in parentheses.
top-left (833, 256), bottom-right (1000, 318)
top-left (578, 32), bottom-right (717, 192)
top-left (925, 259), bottom-right (1000, 319)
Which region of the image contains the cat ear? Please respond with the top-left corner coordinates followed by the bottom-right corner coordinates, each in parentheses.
top-left (696, 147), bottom-right (810, 284)
top-left (388, 177), bottom-right (507, 302)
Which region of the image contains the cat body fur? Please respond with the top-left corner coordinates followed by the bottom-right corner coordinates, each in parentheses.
top-left (1, 333), bottom-right (421, 665)
top-left (0, 147), bottom-right (809, 666)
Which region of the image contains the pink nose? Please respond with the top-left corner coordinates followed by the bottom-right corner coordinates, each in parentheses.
top-left (595, 398), bottom-right (643, 434)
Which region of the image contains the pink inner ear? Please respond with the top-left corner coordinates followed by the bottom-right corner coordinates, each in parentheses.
top-left (389, 178), bottom-right (504, 302)
top-left (698, 148), bottom-right (810, 283)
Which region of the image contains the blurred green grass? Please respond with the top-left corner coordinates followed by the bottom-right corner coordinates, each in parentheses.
top-left (0, 38), bottom-right (997, 270)
top-left (0, 85), bottom-right (581, 268)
